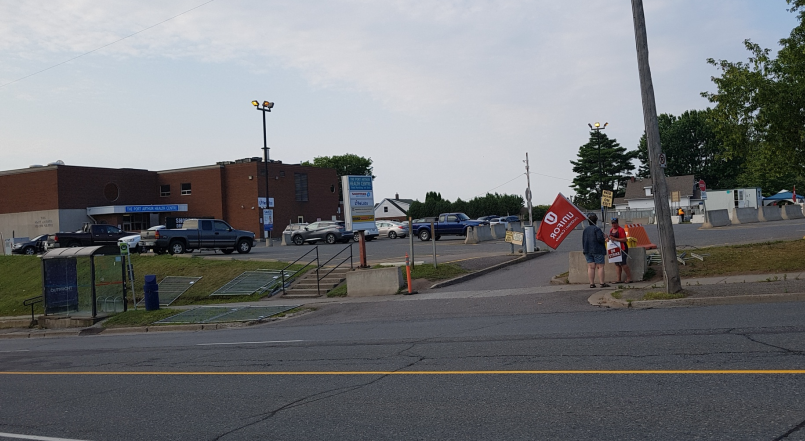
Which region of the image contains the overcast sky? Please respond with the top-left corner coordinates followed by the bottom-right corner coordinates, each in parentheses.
top-left (0, 1), bottom-right (797, 206)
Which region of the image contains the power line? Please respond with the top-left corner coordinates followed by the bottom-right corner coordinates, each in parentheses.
top-left (475, 170), bottom-right (573, 198)
top-left (0, 0), bottom-right (217, 89)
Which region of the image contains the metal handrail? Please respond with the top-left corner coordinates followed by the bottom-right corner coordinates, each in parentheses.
top-left (279, 246), bottom-right (320, 296)
top-left (23, 295), bottom-right (43, 323)
top-left (319, 243), bottom-right (353, 282)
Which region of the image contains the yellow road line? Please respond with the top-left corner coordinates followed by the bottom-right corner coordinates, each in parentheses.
top-left (1, 370), bottom-right (804, 375)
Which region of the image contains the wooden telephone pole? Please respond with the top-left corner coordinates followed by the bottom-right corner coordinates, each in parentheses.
top-left (631, 0), bottom-right (682, 293)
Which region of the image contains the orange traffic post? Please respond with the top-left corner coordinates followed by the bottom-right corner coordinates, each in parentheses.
top-left (624, 223), bottom-right (657, 249)
top-left (405, 253), bottom-right (416, 295)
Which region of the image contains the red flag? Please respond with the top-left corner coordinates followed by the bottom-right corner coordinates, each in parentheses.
top-left (536, 193), bottom-right (587, 250)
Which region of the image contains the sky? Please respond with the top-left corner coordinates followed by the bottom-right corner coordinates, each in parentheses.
top-left (0, 0), bottom-right (798, 206)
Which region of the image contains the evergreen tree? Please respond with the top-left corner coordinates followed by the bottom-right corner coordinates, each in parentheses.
top-left (570, 131), bottom-right (637, 209)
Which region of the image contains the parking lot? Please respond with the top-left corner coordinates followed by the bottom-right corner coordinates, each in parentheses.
top-left (177, 218), bottom-right (805, 275)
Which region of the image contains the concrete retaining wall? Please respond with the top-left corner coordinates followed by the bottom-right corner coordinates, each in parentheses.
top-left (758, 206), bottom-right (783, 222)
top-left (346, 267), bottom-right (403, 297)
top-left (464, 225), bottom-right (494, 244)
top-left (568, 248), bottom-right (646, 284)
top-left (701, 209), bottom-right (731, 229)
top-left (782, 205), bottom-right (805, 220)
top-left (490, 223), bottom-right (507, 239)
top-left (731, 207), bottom-right (759, 225)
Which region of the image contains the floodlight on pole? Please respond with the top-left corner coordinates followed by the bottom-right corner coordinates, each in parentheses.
top-left (252, 100), bottom-right (275, 247)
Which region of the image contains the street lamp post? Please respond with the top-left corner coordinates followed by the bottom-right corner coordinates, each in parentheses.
top-left (252, 100), bottom-right (274, 247)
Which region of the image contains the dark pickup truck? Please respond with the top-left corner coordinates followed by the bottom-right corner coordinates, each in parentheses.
top-left (411, 213), bottom-right (487, 241)
top-left (141, 218), bottom-right (256, 255)
top-left (52, 224), bottom-right (137, 248)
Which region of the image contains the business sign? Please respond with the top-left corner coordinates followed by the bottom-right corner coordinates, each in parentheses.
top-left (263, 209), bottom-right (274, 231)
top-left (342, 175), bottom-right (376, 231)
top-left (535, 193), bottom-right (587, 250)
top-left (258, 197), bottom-right (275, 209)
top-left (43, 258), bottom-right (78, 314)
top-left (125, 205), bottom-right (179, 213)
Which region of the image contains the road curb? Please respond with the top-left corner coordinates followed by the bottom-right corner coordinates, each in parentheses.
top-left (429, 251), bottom-right (548, 289)
top-left (590, 291), bottom-right (805, 309)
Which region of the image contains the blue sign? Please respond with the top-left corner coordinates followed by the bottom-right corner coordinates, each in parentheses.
top-left (125, 205), bottom-right (179, 213)
top-left (348, 176), bottom-right (373, 191)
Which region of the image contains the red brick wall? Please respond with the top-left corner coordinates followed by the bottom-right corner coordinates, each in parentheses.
top-left (157, 166), bottom-right (225, 221)
top-left (264, 163), bottom-right (340, 231)
top-left (56, 166), bottom-right (158, 209)
top-left (221, 162), bottom-right (261, 233)
top-left (0, 167), bottom-right (59, 214)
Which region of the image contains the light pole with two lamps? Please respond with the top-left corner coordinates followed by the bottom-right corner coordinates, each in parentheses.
top-left (252, 100), bottom-right (274, 247)
top-left (588, 121), bottom-right (608, 223)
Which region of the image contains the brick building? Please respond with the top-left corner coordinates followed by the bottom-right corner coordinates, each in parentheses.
top-left (0, 158), bottom-right (340, 240)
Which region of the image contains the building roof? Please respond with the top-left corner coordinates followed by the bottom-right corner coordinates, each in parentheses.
top-left (623, 175), bottom-right (698, 201)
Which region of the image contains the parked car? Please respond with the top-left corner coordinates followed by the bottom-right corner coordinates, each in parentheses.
top-left (141, 219), bottom-right (255, 255)
top-left (52, 224), bottom-right (138, 248)
top-left (11, 234), bottom-right (50, 255)
top-left (490, 216), bottom-right (521, 227)
top-left (376, 221), bottom-right (408, 239)
top-left (284, 223), bottom-right (309, 233)
top-left (119, 226), bottom-right (165, 253)
top-left (411, 213), bottom-right (487, 241)
top-left (289, 221), bottom-right (354, 245)
top-left (476, 215), bottom-right (499, 222)
top-left (336, 221), bottom-right (378, 242)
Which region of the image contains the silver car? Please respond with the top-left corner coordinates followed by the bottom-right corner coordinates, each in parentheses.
top-left (376, 221), bottom-right (408, 239)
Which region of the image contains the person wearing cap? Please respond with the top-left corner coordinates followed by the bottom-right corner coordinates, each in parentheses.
top-left (606, 217), bottom-right (633, 284)
top-left (581, 214), bottom-right (608, 288)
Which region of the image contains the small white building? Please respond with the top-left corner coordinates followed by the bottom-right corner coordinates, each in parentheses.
top-left (703, 188), bottom-right (763, 212)
top-left (374, 194), bottom-right (412, 222)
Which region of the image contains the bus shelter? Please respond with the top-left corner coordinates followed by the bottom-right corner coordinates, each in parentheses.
top-left (40, 246), bottom-right (128, 318)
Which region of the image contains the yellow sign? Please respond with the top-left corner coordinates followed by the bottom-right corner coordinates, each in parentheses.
top-left (504, 231), bottom-right (514, 243)
top-left (601, 190), bottom-right (613, 208)
top-left (352, 215), bottom-right (375, 222)
top-left (511, 232), bottom-right (524, 246)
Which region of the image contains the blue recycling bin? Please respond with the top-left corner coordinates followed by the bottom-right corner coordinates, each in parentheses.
top-left (143, 274), bottom-right (160, 311)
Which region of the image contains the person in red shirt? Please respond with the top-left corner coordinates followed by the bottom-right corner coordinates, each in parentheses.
top-left (606, 218), bottom-right (633, 284)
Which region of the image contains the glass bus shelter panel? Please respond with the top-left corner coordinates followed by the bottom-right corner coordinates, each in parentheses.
top-left (74, 258), bottom-right (95, 316)
top-left (94, 255), bottom-right (127, 313)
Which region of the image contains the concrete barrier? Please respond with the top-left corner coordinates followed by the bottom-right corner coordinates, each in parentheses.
top-left (509, 222), bottom-right (524, 233)
top-left (782, 205), bottom-right (805, 220)
top-left (281, 232), bottom-right (293, 246)
top-left (758, 206), bottom-right (783, 222)
top-left (671, 216), bottom-right (681, 224)
top-left (490, 223), bottom-right (507, 240)
top-left (346, 267), bottom-right (403, 297)
top-left (701, 209), bottom-right (731, 228)
top-left (690, 214), bottom-right (705, 224)
top-left (464, 225), bottom-right (494, 244)
top-left (568, 248), bottom-right (646, 284)
top-left (731, 207), bottom-right (759, 225)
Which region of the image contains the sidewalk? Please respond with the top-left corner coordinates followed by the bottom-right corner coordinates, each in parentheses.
top-left (3, 271), bottom-right (804, 338)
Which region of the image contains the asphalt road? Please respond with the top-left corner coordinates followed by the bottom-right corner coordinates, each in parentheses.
top-left (2, 293), bottom-right (804, 440)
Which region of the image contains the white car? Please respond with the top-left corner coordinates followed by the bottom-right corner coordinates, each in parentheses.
top-left (118, 225), bottom-right (165, 253)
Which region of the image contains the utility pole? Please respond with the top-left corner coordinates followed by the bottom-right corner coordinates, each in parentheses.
top-left (631, 0), bottom-right (681, 293)
top-left (524, 153), bottom-right (533, 226)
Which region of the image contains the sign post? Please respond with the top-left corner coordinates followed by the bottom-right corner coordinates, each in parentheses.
top-left (119, 242), bottom-right (136, 310)
top-left (341, 176), bottom-right (375, 268)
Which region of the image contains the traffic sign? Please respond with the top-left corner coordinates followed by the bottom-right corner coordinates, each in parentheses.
top-left (601, 190), bottom-right (613, 208)
top-left (698, 179), bottom-right (706, 191)
top-left (658, 153), bottom-right (667, 168)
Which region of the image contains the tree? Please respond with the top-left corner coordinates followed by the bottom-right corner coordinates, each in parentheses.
top-left (570, 131), bottom-right (638, 209)
top-left (407, 192), bottom-right (524, 219)
top-left (635, 110), bottom-right (742, 190)
top-left (702, 0), bottom-right (805, 194)
top-left (301, 154), bottom-right (374, 200)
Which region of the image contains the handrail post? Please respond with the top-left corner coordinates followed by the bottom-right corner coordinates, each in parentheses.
top-left (350, 243), bottom-right (353, 270)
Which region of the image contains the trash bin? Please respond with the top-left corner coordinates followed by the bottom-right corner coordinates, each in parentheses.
top-left (143, 274), bottom-right (160, 311)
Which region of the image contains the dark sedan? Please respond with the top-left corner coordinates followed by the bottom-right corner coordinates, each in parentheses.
top-left (11, 234), bottom-right (50, 255)
top-left (289, 221), bottom-right (354, 245)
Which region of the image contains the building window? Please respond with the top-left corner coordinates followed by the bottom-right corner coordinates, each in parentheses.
top-left (294, 173), bottom-right (308, 202)
top-left (160, 185), bottom-right (170, 197)
top-left (384, 206), bottom-right (389, 213)
top-left (644, 187), bottom-right (652, 197)
top-left (297, 216), bottom-right (304, 223)
top-left (181, 183), bottom-right (191, 195)
top-left (280, 171), bottom-right (285, 177)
